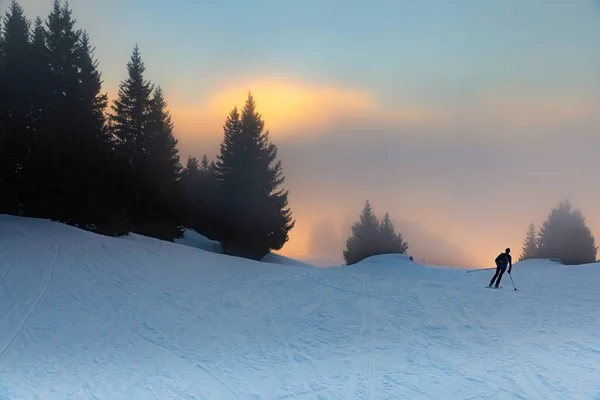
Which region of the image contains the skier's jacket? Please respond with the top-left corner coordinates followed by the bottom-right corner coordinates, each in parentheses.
top-left (495, 252), bottom-right (510, 269)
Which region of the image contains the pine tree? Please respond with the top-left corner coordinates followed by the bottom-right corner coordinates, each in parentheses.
top-left (73, 29), bottom-right (131, 234)
top-left (180, 154), bottom-right (218, 239)
top-left (378, 212), bottom-right (409, 255)
top-left (198, 155), bottom-right (215, 198)
top-left (108, 45), bottom-right (154, 234)
top-left (214, 106), bottom-right (242, 201)
top-left (24, 0), bottom-right (75, 219)
top-left (110, 48), bottom-right (186, 239)
top-left (140, 86), bottom-right (184, 239)
top-left (193, 155), bottom-right (219, 239)
top-left (537, 200), bottom-right (597, 265)
top-left (213, 93), bottom-right (295, 260)
top-left (44, 0), bottom-right (81, 113)
top-left (28, 17), bottom-right (50, 131)
top-left (343, 200), bottom-right (381, 265)
top-left (0, 1), bottom-right (31, 118)
top-left (181, 156), bottom-right (202, 202)
top-left (145, 86), bottom-right (181, 189)
top-left (200, 154), bottom-right (210, 173)
top-left (0, 0), bottom-right (32, 214)
top-left (20, 13), bottom-right (52, 218)
top-left (183, 156), bottom-right (200, 177)
top-left (76, 31), bottom-right (109, 143)
top-left (196, 154), bottom-right (215, 204)
top-left (67, 29), bottom-right (115, 223)
top-left (109, 44), bottom-right (154, 167)
top-left (32, 1), bottom-right (116, 227)
top-left (519, 222), bottom-right (539, 261)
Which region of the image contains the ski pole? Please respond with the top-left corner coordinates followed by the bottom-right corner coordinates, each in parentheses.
top-left (466, 267), bottom-right (496, 273)
top-left (508, 272), bottom-right (517, 291)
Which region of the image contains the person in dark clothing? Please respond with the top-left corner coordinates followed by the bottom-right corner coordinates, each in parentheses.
top-left (489, 248), bottom-right (512, 288)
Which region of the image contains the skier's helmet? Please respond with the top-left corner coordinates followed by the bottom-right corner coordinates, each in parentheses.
top-left (505, 248), bottom-right (511, 253)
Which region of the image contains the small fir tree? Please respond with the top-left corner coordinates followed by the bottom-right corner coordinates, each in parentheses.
top-left (378, 212), bottom-right (409, 255)
top-left (519, 222), bottom-right (539, 261)
top-left (343, 200), bottom-right (381, 265)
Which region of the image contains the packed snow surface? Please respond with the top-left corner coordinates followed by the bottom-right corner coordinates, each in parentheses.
top-left (0, 215), bottom-right (599, 399)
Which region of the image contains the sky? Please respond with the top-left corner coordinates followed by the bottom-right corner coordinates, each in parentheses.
top-left (6, 0), bottom-right (600, 268)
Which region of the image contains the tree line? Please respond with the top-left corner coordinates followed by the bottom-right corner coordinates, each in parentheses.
top-left (0, 0), bottom-right (293, 260)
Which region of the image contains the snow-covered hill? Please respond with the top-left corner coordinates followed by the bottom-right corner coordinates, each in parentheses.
top-left (0, 215), bottom-right (599, 399)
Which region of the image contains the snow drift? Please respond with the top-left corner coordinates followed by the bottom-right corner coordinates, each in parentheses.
top-left (0, 215), bottom-right (599, 399)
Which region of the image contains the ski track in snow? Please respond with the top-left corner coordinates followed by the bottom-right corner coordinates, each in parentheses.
top-left (0, 231), bottom-right (59, 360)
top-left (1, 215), bottom-right (600, 399)
top-left (0, 226), bottom-right (28, 286)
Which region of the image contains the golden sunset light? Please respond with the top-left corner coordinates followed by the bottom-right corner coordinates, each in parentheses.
top-left (165, 78), bottom-right (375, 139)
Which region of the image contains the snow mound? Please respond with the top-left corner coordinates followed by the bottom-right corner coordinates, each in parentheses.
top-left (171, 228), bottom-right (314, 267)
top-left (261, 252), bottom-right (315, 267)
top-left (355, 253), bottom-right (415, 265)
top-left (1, 215), bottom-right (599, 399)
top-left (173, 229), bottom-right (222, 254)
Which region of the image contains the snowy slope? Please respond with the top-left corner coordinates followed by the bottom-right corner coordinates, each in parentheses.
top-left (1, 215), bottom-right (599, 399)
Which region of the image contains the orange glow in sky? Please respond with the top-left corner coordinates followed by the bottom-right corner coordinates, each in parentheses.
top-left (100, 77), bottom-right (600, 269)
top-left (165, 78), bottom-right (376, 139)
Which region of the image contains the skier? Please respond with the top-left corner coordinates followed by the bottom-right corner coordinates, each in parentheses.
top-left (489, 248), bottom-right (512, 288)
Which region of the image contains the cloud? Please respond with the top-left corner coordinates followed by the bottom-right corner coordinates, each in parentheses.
top-left (164, 76), bottom-right (449, 165)
top-left (165, 77), bottom-right (449, 151)
top-left (207, 78), bottom-right (375, 134)
top-left (143, 76), bottom-right (600, 169)
top-left (167, 78), bottom-right (373, 138)
top-left (458, 86), bottom-right (598, 132)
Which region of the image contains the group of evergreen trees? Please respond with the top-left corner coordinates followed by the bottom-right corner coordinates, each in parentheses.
top-left (519, 200), bottom-right (597, 265)
top-left (343, 198), bottom-right (598, 267)
top-left (3, 1), bottom-right (597, 268)
top-left (0, 0), bottom-right (131, 233)
top-left (343, 200), bottom-right (409, 265)
top-left (0, 0), bottom-right (294, 260)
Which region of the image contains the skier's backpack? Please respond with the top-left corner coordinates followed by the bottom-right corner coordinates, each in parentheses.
top-left (495, 252), bottom-right (507, 267)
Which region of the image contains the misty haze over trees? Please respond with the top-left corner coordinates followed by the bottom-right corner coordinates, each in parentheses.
top-left (1, 0), bottom-right (598, 266)
top-left (343, 200), bottom-right (409, 265)
top-left (519, 200), bottom-right (597, 265)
